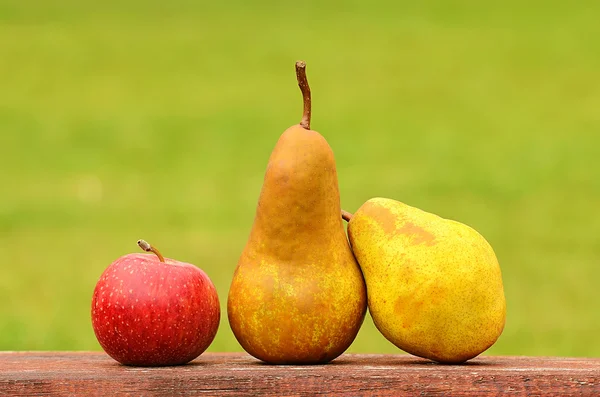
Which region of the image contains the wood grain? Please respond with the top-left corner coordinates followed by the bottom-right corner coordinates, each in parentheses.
top-left (0, 352), bottom-right (598, 396)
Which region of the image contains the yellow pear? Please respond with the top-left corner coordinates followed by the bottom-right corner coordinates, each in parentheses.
top-left (227, 61), bottom-right (367, 364)
top-left (344, 197), bottom-right (506, 364)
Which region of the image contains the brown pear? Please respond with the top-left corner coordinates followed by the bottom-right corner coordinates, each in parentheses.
top-left (227, 61), bottom-right (367, 364)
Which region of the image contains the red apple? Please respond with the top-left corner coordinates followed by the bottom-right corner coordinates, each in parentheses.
top-left (91, 240), bottom-right (220, 366)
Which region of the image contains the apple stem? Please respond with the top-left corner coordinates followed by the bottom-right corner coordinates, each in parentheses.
top-left (341, 210), bottom-right (353, 222)
top-left (137, 239), bottom-right (165, 262)
top-left (296, 60), bottom-right (311, 130)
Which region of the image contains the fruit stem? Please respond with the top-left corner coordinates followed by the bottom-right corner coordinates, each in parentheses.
top-left (341, 210), bottom-right (353, 222)
top-left (295, 60), bottom-right (311, 130)
top-left (137, 239), bottom-right (165, 262)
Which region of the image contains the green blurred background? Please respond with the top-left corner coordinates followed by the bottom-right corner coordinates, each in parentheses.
top-left (1, 1), bottom-right (599, 357)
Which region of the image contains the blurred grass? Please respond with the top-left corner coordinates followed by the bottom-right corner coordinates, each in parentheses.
top-left (1, 0), bottom-right (599, 357)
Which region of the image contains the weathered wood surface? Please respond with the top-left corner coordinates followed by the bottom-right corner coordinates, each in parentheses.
top-left (0, 352), bottom-right (598, 396)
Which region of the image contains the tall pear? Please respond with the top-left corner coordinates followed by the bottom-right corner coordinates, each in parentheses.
top-left (344, 198), bottom-right (506, 364)
top-left (228, 61), bottom-right (367, 364)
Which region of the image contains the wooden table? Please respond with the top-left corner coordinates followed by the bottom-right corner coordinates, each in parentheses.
top-left (0, 352), bottom-right (598, 396)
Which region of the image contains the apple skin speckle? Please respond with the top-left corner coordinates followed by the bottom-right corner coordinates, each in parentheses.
top-left (91, 253), bottom-right (220, 366)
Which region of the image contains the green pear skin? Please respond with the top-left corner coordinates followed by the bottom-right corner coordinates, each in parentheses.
top-left (347, 197), bottom-right (506, 364)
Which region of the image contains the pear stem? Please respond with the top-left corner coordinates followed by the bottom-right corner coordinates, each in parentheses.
top-left (341, 210), bottom-right (353, 222)
top-left (295, 60), bottom-right (311, 130)
top-left (137, 239), bottom-right (165, 262)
